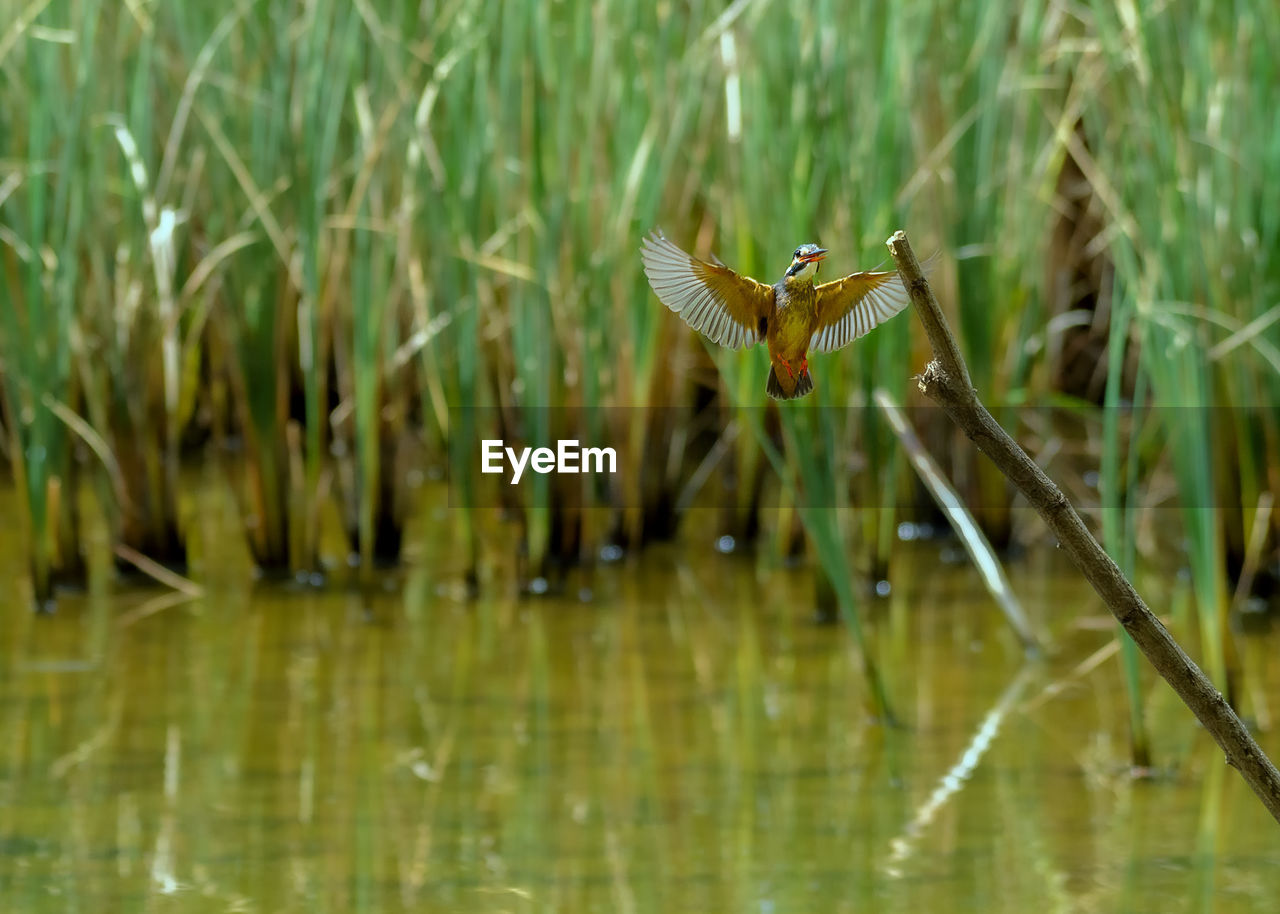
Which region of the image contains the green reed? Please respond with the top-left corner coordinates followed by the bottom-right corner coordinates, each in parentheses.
top-left (0, 0), bottom-right (106, 606)
top-left (191, 11), bottom-right (301, 571)
top-left (1100, 277), bottom-right (1151, 767)
top-left (1080, 0), bottom-right (1280, 698)
top-left (184, 0), bottom-right (372, 574)
top-left (335, 21), bottom-right (431, 574)
top-left (926, 2), bottom-right (1066, 549)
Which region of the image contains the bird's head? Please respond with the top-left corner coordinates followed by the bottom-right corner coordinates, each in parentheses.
top-left (785, 243), bottom-right (827, 280)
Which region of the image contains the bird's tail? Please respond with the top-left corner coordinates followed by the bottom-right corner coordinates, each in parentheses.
top-left (767, 364), bottom-right (814, 400)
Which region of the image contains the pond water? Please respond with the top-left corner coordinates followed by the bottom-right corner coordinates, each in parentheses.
top-left (1, 486), bottom-right (1278, 912)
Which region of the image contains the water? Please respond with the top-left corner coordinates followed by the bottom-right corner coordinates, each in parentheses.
top-left (1, 495), bottom-right (1278, 912)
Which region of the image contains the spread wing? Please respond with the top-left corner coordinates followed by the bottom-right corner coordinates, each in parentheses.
top-left (640, 230), bottom-right (773, 350)
top-left (809, 269), bottom-right (911, 353)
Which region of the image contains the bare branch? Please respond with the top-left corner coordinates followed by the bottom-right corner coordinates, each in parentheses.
top-left (887, 229), bottom-right (1280, 824)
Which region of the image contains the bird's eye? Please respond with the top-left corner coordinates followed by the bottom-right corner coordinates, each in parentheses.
top-left (794, 248), bottom-right (801, 259)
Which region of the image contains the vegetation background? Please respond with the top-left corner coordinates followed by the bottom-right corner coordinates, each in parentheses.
top-left (2, 1), bottom-right (1278, 731)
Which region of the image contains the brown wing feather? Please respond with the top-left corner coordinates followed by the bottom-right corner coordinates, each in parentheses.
top-left (809, 269), bottom-right (911, 353)
top-left (640, 230), bottom-right (772, 350)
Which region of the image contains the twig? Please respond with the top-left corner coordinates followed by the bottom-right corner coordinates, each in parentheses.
top-left (886, 229), bottom-right (1280, 824)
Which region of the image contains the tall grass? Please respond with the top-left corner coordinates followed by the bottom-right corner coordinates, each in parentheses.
top-left (0, 0), bottom-right (104, 607)
top-left (926, 3), bottom-right (1069, 549)
top-left (0, 0), bottom-right (1277, 646)
top-left (1078, 0), bottom-right (1280, 699)
top-left (1100, 278), bottom-right (1151, 767)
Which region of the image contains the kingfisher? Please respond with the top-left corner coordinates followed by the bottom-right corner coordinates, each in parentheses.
top-left (640, 230), bottom-right (912, 399)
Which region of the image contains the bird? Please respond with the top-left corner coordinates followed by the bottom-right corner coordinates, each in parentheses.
top-left (640, 230), bottom-right (913, 399)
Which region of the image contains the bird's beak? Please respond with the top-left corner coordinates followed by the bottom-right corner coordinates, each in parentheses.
top-left (803, 249), bottom-right (828, 263)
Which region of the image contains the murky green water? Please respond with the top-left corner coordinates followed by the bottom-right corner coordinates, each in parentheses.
top-left (2, 488), bottom-right (1278, 912)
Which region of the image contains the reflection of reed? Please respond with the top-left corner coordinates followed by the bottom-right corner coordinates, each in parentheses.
top-left (7, 550), bottom-right (1280, 908)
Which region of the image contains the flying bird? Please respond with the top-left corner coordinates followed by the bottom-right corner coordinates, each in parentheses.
top-left (640, 230), bottom-right (913, 399)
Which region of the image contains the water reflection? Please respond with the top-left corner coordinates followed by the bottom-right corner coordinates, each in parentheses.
top-left (1, 523), bottom-right (1279, 912)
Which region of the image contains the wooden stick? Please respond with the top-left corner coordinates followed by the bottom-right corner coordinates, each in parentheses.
top-left (886, 229), bottom-right (1280, 824)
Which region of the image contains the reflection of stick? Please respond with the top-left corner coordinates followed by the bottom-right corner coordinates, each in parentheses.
top-left (874, 388), bottom-right (1039, 654)
top-left (1019, 639), bottom-right (1119, 714)
top-left (1235, 493), bottom-right (1274, 732)
top-left (1230, 492), bottom-right (1273, 617)
top-left (884, 666), bottom-right (1034, 877)
top-left (886, 230), bottom-right (1280, 823)
top-left (114, 544), bottom-right (204, 596)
